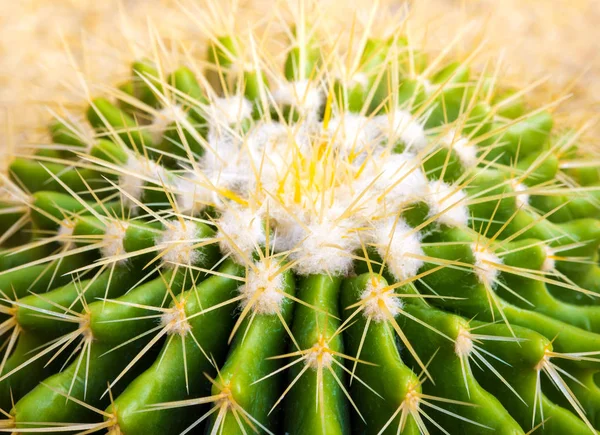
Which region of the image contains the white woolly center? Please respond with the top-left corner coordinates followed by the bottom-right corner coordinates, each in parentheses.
top-left (512, 181), bottom-right (530, 208)
top-left (328, 111), bottom-right (426, 165)
top-left (327, 113), bottom-right (375, 158)
top-left (343, 152), bottom-right (428, 223)
top-left (239, 260), bottom-right (285, 315)
top-left (360, 277), bottom-right (403, 322)
top-left (150, 104), bottom-right (187, 143)
top-left (372, 218), bottom-right (424, 281)
top-left (174, 174), bottom-right (215, 215)
top-left (217, 207), bottom-right (266, 264)
top-left (119, 156), bottom-right (169, 210)
top-left (210, 95), bottom-right (253, 125)
top-left (246, 122), bottom-right (290, 159)
top-left (92, 80), bottom-right (502, 281)
top-left (349, 72), bottom-right (369, 89)
top-left (273, 79), bottom-right (324, 115)
top-left (363, 153), bottom-right (429, 209)
top-left (157, 220), bottom-right (202, 267)
top-left (101, 221), bottom-right (129, 262)
top-left (454, 327), bottom-right (474, 358)
top-left (199, 155), bottom-right (252, 201)
top-left (427, 180), bottom-right (469, 227)
top-left (161, 304), bottom-right (191, 336)
top-left (472, 243), bottom-right (502, 288)
top-left (199, 118), bottom-right (275, 200)
top-left (542, 245), bottom-right (555, 272)
top-left (375, 109), bottom-right (427, 152)
top-left (441, 130), bottom-right (477, 168)
top-left (261, 201), bottom-right (306, 254)
top-left (246, 121), bottom-right (299, 192)
top-left (289, 208), bottom-right (359, 276)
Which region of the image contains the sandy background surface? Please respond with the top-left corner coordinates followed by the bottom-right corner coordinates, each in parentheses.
top-left (0, 0), bottom-right (598, 162)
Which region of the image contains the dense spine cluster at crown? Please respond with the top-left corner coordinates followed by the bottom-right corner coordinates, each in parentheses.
top-left (1, 4), bottom-right (600, 435)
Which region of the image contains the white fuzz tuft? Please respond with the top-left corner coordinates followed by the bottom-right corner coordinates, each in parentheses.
top-left (199, 159), bottom-right (252, 202)
top-left (199, 122), bottom-right (260, 199)
top-left (273, 80), bottom-right (324, 116)
top-left (360, 277), bottom-right (403, 322)
top-left (217, 207), bottom-right (266, 264)
top-left (348, 72), bottom-right (369, 89)
top-left (246, 121), bottom-right (298, 191)
top-left (289, 208), bottom-right (359, 276)
top-left (327, 113), bottom-right (377, 159)
top-left (101, 221), bottom-right (129, 262)
top-left (79, 314), bottom-right (93, 340)
top-left (441, 130), bottom-right (478, 168)
top-left (174, 173), bottom-right (215, 215)
top-left (377, 110), bottom-right (427, 152)
top-left (512, 181), bottom-right (530, 208)
top-left (542, 245), bottom-right (556, 272)
top-left (210, 95), bottom-right (252, 125)
top-left (417, 76), bottom-right (436, 94)
top-left (373, 218), bottom-right (424, 281)
top-left (150, 104), bottom-right (187, 144)
top-left (372, 153), bottom-right (428, 205)
top-left (305, 338), bottom-right (334, 369)
top-left (454, 327), bottom-right (474, 357)
top-left (161, 305), bottom-right (191, 336)
top-left (329, 111), bottom-right (427, 161)
top-left (404, 385), bottom-right (421, 412)
top-left (427, 180), bottom-right (469, 227)
top-left (157, 220), bottom-right (202, 267)
top-left (119, 156), bottom-right (169, 211)
top-left (57, 219), bottom-right (75, 248)
top-left (348, 152), bottom-right (428, 222)
top-left (239, 260), bottom-right (285, 314)
top-left (246, 122), bottom-right (290, 159)
top-left (472, 243), bottom-right (502, 288)
top-left (260, 201), bottom-right (306, 254)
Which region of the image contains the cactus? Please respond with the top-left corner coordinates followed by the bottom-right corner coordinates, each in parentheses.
top-left (0, 5), bottom-right (600, 435)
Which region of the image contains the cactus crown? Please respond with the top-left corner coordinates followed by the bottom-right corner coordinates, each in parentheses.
top-left (1, 2), bottom-right (600, 434)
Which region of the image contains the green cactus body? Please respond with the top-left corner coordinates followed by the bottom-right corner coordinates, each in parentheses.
top-left (1, 9), bottom-right (600, 435)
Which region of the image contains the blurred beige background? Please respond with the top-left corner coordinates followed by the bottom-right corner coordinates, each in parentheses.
top-left (1, 0), bottom-right (599, 157)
